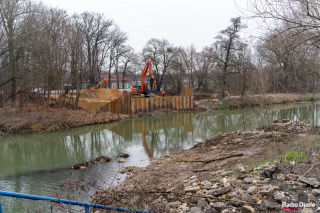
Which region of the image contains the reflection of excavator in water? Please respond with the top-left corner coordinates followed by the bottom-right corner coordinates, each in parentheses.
top-left (89, 79), bottom-right (108, 90)
top-left (142, 132), bottom-right (155, 160)
top-left (131, 58), bottom-right (157, 97)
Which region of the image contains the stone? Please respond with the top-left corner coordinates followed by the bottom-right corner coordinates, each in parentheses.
top-left (242, 205), bottom-right (255, 213)
top-left (185, 187), bottom-right (198, 193)
top-left (221, 210), bottom-right (229, 213)
top-left (197, 199), bottom-right (208, 207)
top-left (190, 207), bottom-right (202, 213)
top-left (212, 186), bottom-right (231, 196)
top-left (295, 181), bottom-right (307, 187)
top-left (247, 186), bottom-right (258, 194)
top-left (301, 209), bottom-right (314, 213)
top-left (117, 159), bottom-right (126, 163)
top-left (230, 197), bottom-right (241, 206)
top-left (221, 178), bottom-right (228, 185)
top-left (211, 202), bottom-right (226, 211)
top-left (200, 185), bottom-right (212, 190)
top-left (221, 171), bottom-right (231, 176)
top-left (274, 192), bottom-right (286, 200)
top-left (258, 165), bottom-right (279, 178)
top-left (262, 200), bottom-right (277, 209)
top-left (312, 189), bottom-right (320, 196)
top-left (201, 181), bottom-right (212, 186)
top-left (259, 185), bottom-right (274, 195)
top-left (244, 178), bottom-right (253, 183)
top-left (276, 174), bottom-right (286, 181)
top-left (167, 202), bottom-right (179, 208)
top-left (204, 208), bottom-right (216, 213)
top-left (284, 181), bottom-right (295, 185)
top-left (80, 166), bottom-right (87, 170)
top-left (298, 176), bottom-right (320, 187)
top-left (286, 174), bottom-right (298, 181)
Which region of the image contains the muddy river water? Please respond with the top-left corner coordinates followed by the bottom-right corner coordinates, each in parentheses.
top-left (0, 102), bottom-right (319, 212)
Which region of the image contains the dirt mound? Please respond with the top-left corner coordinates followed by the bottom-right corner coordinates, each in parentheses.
top-left (79, 88), bottom-right (121, 100)
top-left (78, 89), bottom-right (121, 111)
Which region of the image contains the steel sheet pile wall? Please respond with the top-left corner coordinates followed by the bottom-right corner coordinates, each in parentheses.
top-left (100, 88), bottom-right (193, 115)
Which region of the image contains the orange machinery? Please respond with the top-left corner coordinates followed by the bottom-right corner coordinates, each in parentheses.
top-left (131, 58), bottom-right (157, 97)
top-left (89, 79), bottom-right (108, 90)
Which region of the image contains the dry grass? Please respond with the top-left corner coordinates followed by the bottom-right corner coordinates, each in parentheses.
top-left (0, 105), bottom-right (120, 135)
top-left (223, 93), bottom-right (305, 108)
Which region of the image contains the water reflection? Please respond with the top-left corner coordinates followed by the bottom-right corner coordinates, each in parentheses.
top-left (0, 102), bottom-right (319, 212)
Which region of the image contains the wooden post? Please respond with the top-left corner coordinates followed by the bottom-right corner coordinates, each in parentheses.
top-left (131, 98), bottom-right (136, 114)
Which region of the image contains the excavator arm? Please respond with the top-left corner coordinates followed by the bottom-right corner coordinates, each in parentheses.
top-left (89, 79), bottom-right (107, 90)
top-left (140, 58), bottom-right (154, 93)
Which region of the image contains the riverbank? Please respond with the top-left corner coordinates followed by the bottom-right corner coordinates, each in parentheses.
top-left (0, 93), bottom-right (316, 135)
top-left (0, 105), bottom-right (120, 135)
top-left (92, 120), bottom-right (320, 212)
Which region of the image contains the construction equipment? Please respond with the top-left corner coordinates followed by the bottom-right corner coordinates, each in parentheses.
top-left (131, 59), bottom-right (157, 97)
top-left (89, 79), bottom-right (108, 90)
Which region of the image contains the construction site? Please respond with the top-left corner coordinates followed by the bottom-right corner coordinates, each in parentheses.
top-left (65, 87), bottom-right (193, 114)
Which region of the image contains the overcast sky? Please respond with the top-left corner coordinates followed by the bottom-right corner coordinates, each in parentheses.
top-left (36, 0), bottom-right (251, 52)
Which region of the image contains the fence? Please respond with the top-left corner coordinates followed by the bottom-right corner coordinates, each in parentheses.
top-left (101, 88), bottom-right (193, 115)
top-left (0, 190), bottom-right (154, 213)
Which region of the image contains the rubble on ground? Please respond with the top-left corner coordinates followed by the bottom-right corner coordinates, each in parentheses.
top-left (92, 120), bottom-right (320, 212)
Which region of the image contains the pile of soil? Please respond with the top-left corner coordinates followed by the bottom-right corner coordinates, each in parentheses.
top-left (77, 88), bottom-right (121, 111)
top-left (92, 120), bottom-right (320, 212)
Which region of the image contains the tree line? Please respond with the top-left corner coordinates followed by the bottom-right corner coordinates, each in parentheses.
top-left (0, 0), bottom-right (319, 108)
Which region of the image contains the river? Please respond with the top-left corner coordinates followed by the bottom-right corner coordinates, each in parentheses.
top-left (0, 102), bottom-right (319, 212)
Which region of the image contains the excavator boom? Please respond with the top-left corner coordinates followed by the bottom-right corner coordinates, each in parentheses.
top-left (131, 58), bottom-right (156, 97)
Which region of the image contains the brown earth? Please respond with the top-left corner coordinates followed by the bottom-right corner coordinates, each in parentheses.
top-left (73, 88), bottom-right (121, 111)
top-left (92, 120), bottom-right (320, 212)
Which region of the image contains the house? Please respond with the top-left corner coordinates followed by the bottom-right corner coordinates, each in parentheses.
top-left (100, 74), bottom-right (132, 89)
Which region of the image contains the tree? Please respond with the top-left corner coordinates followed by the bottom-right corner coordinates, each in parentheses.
top-left (212, 17), bottom-right (247, 100)
top-left (179, 45), bottom-right (196, 88)
top-left (247, 0), bottom-right (320, 78)
top-left (0, 0), bottom-right (40, 106)
top-left (194, 46), bottom-right (215, 91)
top-left (142, 38), bottom-right (176, 90)
top-left (79, 12), bottom-right (113, 86)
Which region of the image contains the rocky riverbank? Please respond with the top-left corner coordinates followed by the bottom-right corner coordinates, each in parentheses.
top-left (92, 120), bottom-right (320, 212)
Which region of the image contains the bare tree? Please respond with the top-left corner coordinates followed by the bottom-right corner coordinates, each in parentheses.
top-left (212, 17), bottom-right (247, 100)
top-left (79, 12), bottom-right (113, 86)
top-left (247, 0), bottom-right (320, 78)
top-left (105, 28), bottom-right (127, 88)
top-left (0, 0), bottom-right (40, 106)
top-left (194, 46), bottom-right (215, 91)
top-left (179, 45), bottom-right (196, 88)
top-left (142, 38), bottom-right (176, 90)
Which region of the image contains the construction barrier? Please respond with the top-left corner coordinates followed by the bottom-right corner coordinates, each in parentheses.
top-left (101, 88), bottom-right (193, 115)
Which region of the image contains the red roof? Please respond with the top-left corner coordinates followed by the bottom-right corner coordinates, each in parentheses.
top-left (100, 74), bottom-right (131, 82)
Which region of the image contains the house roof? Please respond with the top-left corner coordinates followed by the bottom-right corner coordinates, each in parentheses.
top-left (100, 74), bottom-right (131, 82)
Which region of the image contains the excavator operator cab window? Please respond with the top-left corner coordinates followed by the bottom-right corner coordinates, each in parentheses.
top-left (146, 84), bottom-right (151, 92)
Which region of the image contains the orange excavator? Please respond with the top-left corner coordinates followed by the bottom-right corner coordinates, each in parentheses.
top-left (131, 58), bottom-right (157, 97)
top-left (89, 79), bottom-right (108, 90)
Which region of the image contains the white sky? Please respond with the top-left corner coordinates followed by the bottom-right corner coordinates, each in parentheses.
top-left (36, 0), bottom-right (251, 52)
